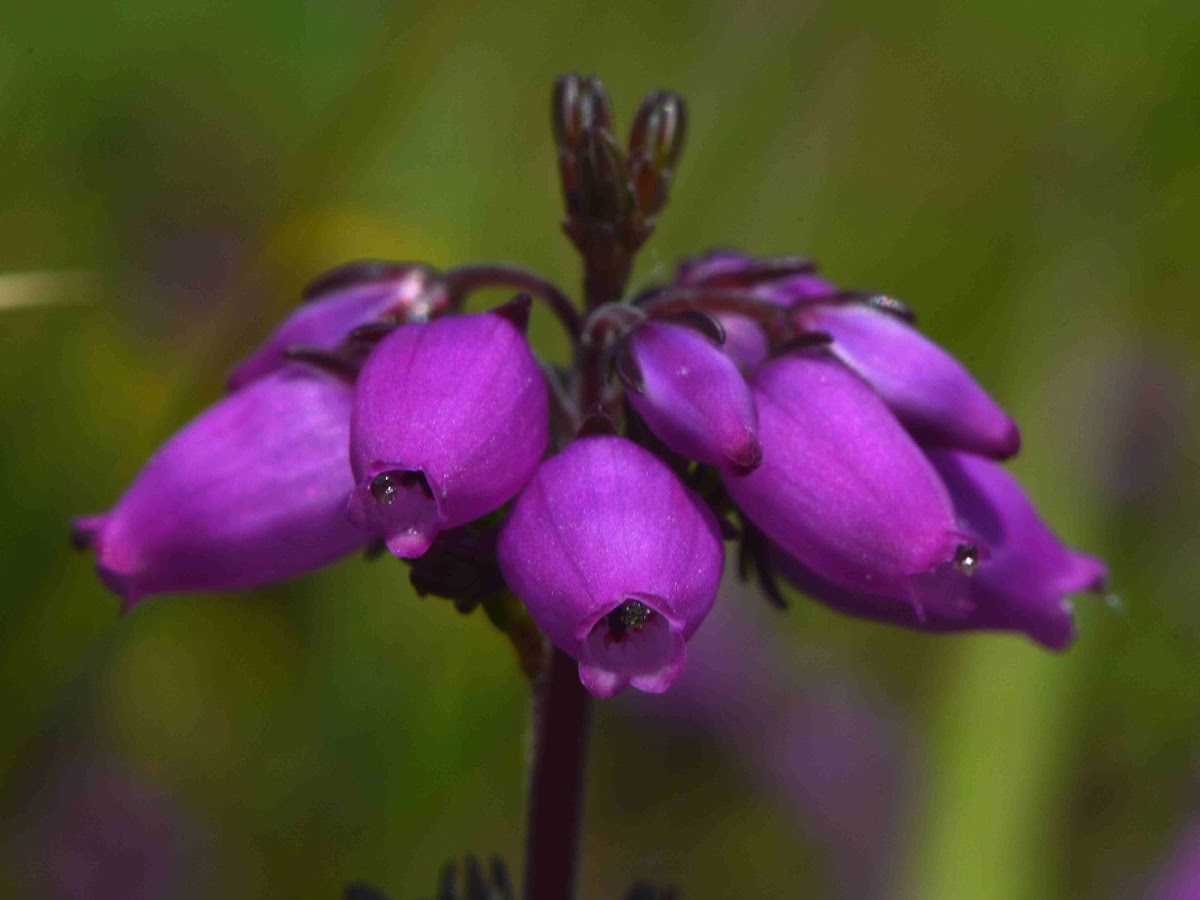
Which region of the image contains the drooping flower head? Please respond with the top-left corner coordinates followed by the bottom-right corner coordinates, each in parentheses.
top-left (75, 74), bottom-right (1105, 703)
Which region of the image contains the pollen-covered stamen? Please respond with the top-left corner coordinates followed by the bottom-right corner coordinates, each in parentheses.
top-left (604, 599), bottom-right (655, 642)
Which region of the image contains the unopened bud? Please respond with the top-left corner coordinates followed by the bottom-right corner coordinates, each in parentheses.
top-left (552, 73), bottom-right (613, 151)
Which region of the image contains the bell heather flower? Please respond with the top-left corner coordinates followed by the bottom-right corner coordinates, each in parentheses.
top-left (773, 448), bottom-right (1107, 649)
top-left (73, 365), bottom-right (366, 608)
top-left (623, 319), bottom-right (761, 472)
top-left (796, 301), bottom-right (1021, 458)
top-left (497, 436), bottom-right (723, 697)
top-left (71, 76), bottom-right (1109, 897)
top-left (722, 350), bottom-right (972, 616)
top-left (347, 307), bottom-right (548, 558)
top-left (228, 262), bottom-right (446, 390)
top-left (74, 74), bottom-right (1105, 707)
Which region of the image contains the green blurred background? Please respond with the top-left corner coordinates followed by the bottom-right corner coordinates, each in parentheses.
top-left (2, 1), bottom-right (1198, 897)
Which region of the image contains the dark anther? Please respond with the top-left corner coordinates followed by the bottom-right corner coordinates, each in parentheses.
top-left (492, 293), bottom-right (532, 332)
top-left (370, 470), bottom-right (433, 505)
top-left (661, 309), bottom-right (726, 345)
top-left (606, 599), bottom-right (654, 641)
top-left (281, 344), bottom-right (359, 381)
top-left (362, 537), bottom-right (389, 560)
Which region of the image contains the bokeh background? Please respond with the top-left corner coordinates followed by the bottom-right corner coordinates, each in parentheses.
top-left (2, 1), bottom-right (1199, 897)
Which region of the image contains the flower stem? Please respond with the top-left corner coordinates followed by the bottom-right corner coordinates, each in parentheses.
top-left (523, 645), bottom-right (593, 900)
top-left (445, 263), bottom-right (583, 338)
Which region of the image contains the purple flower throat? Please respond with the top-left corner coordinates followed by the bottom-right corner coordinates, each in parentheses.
top-left (74, 74), bottom-right (1106, 698)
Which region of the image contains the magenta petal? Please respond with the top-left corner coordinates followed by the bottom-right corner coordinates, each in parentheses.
top-left (75, 367), bottom-right (365, 608)
top-left (775, 449), bottom-right (1106, 649)
top-left (713, 312), bottom-right (769, 369)
top-left (723, 353), bottom-right (963, 610)
top-left (349, 311), bottom-right (548, 556)
top-left (228, 264), bottom-right (443, 391)
top-left (675, 250), bottom-right (837, 305)
top-left (497, 436), bottom-right (723, 697)
top-left (579, 608), bottom-right (687, 698)
top-left (800, 302), bottom-right (1020, 458)
top-left (626, 321), bottom-right (761, 471)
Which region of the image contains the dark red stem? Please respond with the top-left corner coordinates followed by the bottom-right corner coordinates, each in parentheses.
top-left (445, 263), bottom-right (583, 338)
top-left (523, 646), bottom-right (593, 900)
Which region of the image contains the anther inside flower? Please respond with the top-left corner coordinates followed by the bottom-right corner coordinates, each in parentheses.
top-left (74, 73), bottom-right (1106, 700)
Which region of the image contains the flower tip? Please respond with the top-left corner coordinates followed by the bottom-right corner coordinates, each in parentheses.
top-left (1062, 552), bottom-right (1109, 597)
top-left (575, 599), bottom-right (688, 697)
top-left (997, 418), bottom-right (1022, 459)
top-left (726, 435), bottom-right (763, 475)
top-left (490, 294), bottom-right (533, 333)
top-left (347, 469), bottom-right (442, 559)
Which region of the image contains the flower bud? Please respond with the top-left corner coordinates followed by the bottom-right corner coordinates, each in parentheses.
top-left (798, 301), bottom-right (1020, 458)
top-left (73, 367), bottom-right (365, 608)
top-left (628, 90), bottom-right (687, 175)
top-left (624, 321), bottom-right (761, 472)
top-left (348, 310), bottom-right (548, 558)
top-left (675, 250), bottom-right (834, 302)
top-left (498, 436), bottom-right (724, 697)
top-left (722, 352), bottom-right (969, 615)
top-left (228, 262), bottom-right (445, 390)
top-left (774, 449), bottom-right (1106, 649)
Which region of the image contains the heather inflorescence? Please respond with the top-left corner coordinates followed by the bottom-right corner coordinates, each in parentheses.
top-left (75, 75), bottom-right (1106, 701)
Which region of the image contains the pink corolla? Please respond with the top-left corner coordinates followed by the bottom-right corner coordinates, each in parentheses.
top-left (347, 307), bottom-right (548, 558)
top-left (73, 365), bottom-right (366, 609)
top-left (497, 436), bottom-right (723, 697)
top-left (74, 78), bottom-right (1104, 707)
top-left (773, 448), bottom-right (1107, 649)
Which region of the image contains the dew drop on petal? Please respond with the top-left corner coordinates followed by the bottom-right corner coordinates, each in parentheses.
top-left (370, 472), bottom-right (400, 504)
top-left (953, 543), bottom-right (981, 575)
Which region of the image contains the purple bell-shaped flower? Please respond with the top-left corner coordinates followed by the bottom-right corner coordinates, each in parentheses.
top-left (623, 320), bottom-right (761, 472)
top-left (73, 366), bottom-right (367, 609)
top-left (796, 301), bottom-right (1020, 458)
top-left (722, 351), bottom-right (970, 615)
top-left (773, 448), bottom-right (1107, 649)
top-left (347, 308), bottom-right (549, 558)
top-left (497, 436), bottom-right (724, 697)
top-left (673, 250), bottom-right (837, 370)
top-left (228, 262), bottom-right (446, 391)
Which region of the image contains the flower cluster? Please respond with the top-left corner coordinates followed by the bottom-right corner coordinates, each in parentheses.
top-left (75, 77), bottom-right (1105, 698)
